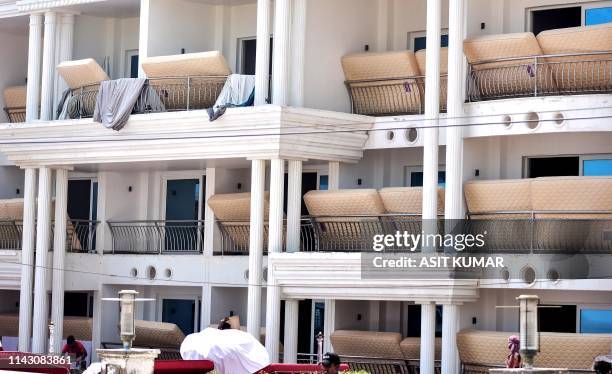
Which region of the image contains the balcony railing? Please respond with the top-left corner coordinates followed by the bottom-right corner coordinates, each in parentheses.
top-left (106, 220), bottom-right (205, 254)
top-left (345, 75), bottom-right (448, 116)
top-left (63, 76), bottom-right (227, 119)
top-left (467, 51), bottom-right (612, 102)
top-left (4, 107), bottom-right (26, 123)
top-left (0, 219), bottom-right (99, 253)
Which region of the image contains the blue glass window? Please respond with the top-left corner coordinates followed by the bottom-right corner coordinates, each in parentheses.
top-left (319, 175), bottom-right (329, 190)
top-left (585, 7), bottom-right (612, 26)
top-left (580, 309), bottom-right (612, 333)
top-left (583, 159), bottom-right (612, 176)
top-left (410, 171), bottom-right (446, 187)
top-left (414, 35), bottom-right (449, 52)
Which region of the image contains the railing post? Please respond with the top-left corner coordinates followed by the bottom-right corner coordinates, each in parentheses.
top-left (530, 211), bottom-right (535, 253)
top-left (155, 221), bottom-right (162, 254)
top-left (79, 87), bottom-right (84, 119)
top-left (533, 56), bottom-right (538, 97)
top-left (186, 76), bottom-right (191, 111)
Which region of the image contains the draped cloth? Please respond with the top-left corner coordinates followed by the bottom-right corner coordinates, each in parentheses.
top-left (180, 327), bottom-right (270, 374)
top-left (93, 78), bottom-right (146, 131)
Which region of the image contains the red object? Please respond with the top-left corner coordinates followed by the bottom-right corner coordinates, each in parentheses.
top-left (259, 363), bottom-right (352, 373)
top-left (154, 359), bottom-right (215, 373)
top-left (0, 352), bottom-right (70, 374)
top-left (61, 341), bottom-right (87, 359)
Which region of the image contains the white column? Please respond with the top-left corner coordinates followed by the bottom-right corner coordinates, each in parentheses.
top-left (247, 159), bottom-right (266, 338)
top-left (53, 14), bottom-right (74, 118)
top-left (254, 0), bottom-right (271, 105)
top-left (290, 0), bottom-right (306, 107)
top-left (272, 0), bottom-right (291, 105)
top-left (40, 12), bottom-right (57, 121)
top-left (32, 167), bottom-right (53, 353)
top-left (444, 0), bottom-right (466, 220)
top-left (26, 14), bottom-right (43, 122)
top-left (18, 168), bottom-right (37, 351)
top-left (376, 0), bottom-right (389, 52)
top-left (283, 299), bottom-right (299, 363)
top-left (201, 283), bottom-right (212, 330)
top-left (138, 0), bottom-right (150, 78)
top-left (286, 160), bottom-right (302, 252)
top-left (420, 302), bottom-right (437, 374)
top-left (203, 167), bottom-right (217, 257)
top-left (328, 161), bottom-right (339, 190)
top-left (91, 287), bottom-right (102, 363)
top-left (441, 304), bottom-right (460, 374)
top-left (323, 299), bottom-right (335, 353)
top-left (265, 158), bottom-right (285, 362)
top-left (422, 0), bottom-right (442, 222)
top-left (51, 168), bottom-right (68, 354)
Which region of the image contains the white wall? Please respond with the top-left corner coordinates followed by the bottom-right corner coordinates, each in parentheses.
top-left (0, 166), bottom-right (24, 199)
top-left (74, 15), bottom-right (139, 79)
top-left (0, 29), bottom-right (28, 124)
top-left (225, 3), bottom-right (258, 73)
top-left (147, 0), bottom-right (217, 58)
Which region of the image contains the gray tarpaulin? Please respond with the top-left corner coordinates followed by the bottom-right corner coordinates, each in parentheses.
top-left (93, 78), bottom-right (146, 131)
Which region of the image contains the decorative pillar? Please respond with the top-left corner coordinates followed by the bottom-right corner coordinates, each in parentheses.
top-left (328, 161), bottom-right (339, 190)
top-left (422, 0), bottom-right (442, 222)
top-left (254, 0), bottom-right (271, 105)
top-left (51, 168), bottom-right (68, 354)
top-left (441, 304), bottom-right (460, 374)
top-left (32, 167), bottom-right (53, 353)
top-left (283, 299), bottom-right (299, 363)
top-left (290, 0), bottom-right (307, 107)
top-left (444, 0), bottom-right (466, 220)
top-left (420, 302), bottom-right (437, 374)
top-left (265, 158), bottom-right (285, 362)
top-left (53, 14), bottom-right (74, 118)
top-left (376, 0), bottom-right (389, 52)
top-left (203, 167), bottom-right (217, 257)
top-left (26, 14), bottom-right (43, 122)
top-left (18, 168), bottom-right (37, 352)
top-left (323, 299), bottom-right (336, 353)
top-left (40, 12), bottom-right (57, 121)
top-left (138, 0), bottom-right (149, 78)
top-left (272, 0), bottom-right (291, 105)
top-left (286, 160), bottom-right (302, 252)
top-left (247, 159), bottom-right (266, 338)
top-left (91, 288), bottom-right (102, 363)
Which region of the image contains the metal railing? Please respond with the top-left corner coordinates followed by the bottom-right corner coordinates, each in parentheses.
top-left (0, 219), bottom-right (98, 253)
top-left (216, 218), bottom-right (317, 255)
top-left (63, 76), bottom-right (227, 119)
top-left (462, 363), bottom-right (594, 374)
top-left (106, 220), bottom-right (205, 254)
top-left (345, 75), bottom-right (448, 116)
top-left (4, 107), bottom-right (26, 123)
top-left (467, 51), bottom-right (612, 102)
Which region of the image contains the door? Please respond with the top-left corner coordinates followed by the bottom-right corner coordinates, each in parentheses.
top-left (162, 299), bottom-right (196, 335)
top-left (164, 178), bottom-right (202, 252)
top-left (67, 179), bottom-right (98, 252)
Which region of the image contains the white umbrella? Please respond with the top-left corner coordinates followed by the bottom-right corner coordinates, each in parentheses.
top-left (180, 328), bottom-right (270, 374)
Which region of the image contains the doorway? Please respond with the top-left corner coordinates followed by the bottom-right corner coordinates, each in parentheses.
top-left (162, 299), bottom-right (196, 335)
top-left (67, 179), bottom-right (98, 252)
top-left (526, 157), bottom-right (579, 178)
top-left (164, 178), bottom-right (202, 252)
top-left (530, 7), bottom-right (581, 35)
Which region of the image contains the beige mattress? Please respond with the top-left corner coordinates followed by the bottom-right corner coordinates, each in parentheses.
top-left (141, 51), bottom-right (231, 78)
top-left (464, 179), bottom-right (532, 216)
top-left (415, 47), bottom-right (448, 75)
top-left (331, 330), bottom-right (404, 359)
top-left (537, 24), bottom-right (612, 92)
top-left (207, 192), bottom-right (271, 221)
top-left (379, 187), bottom-right (445, 215)
top-left (531, 176), bottom-right (612, 215)
top-left (457, 329), bottom-right (612, 370)
top-left (134, 320), bottom-right (185, 348)
top-left (341, 51), bottom-right (423, 116)
top-left (464, 32), bottom-right (542, 64)
top-left (0, 315), bottom-right (92, 341)
top-left (399, 337), bottom-right (442, 360)
top-left (3, 85), bottom-right (26, 108)
top-left (57, 58), bottom-right (109, 90)
top-left (304, 189), bottom-right (385, 216)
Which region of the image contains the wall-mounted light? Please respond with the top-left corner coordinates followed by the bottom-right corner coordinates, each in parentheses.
top-left (15, 188), bottom-right (20, 195)
top-left (357, 178), bottom-right (362, 186)
top-left (128, 186), bottom-right (133, 192)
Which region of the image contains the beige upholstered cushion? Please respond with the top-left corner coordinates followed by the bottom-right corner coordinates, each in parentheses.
top-left (531, 176), bottom-right (612, 215)
top-left (57, 58), bottom-right (109, 90)
top-left (3, 85), bottom-right (26, 108)
top-left (331, 330), bottom-right (404, 359)
top-left (207, 192), bottom-right (271, 221)
top-left (228, 315), bottom-right (240, 330)
top-left (464, 32), bottom-right (542, 64)
top-left (0, 198), bottom-right (25, 220)
top-left (415, 48), bottom-right (448, 75)
top-left (304, 189), bottom-right (385, 216)
top-left (341, 51), bottom-right (420, 81)
top-left (464, 179), bottom-right (532, 214)
top-left (400, 337), bottom-right (442, 359)
top-left (537, 24), bottom-right (612, 55)
top-left (379, 187), bottom-right (445, 215)
top-left (0, 315), bottom-right (92, 340)
top-left (457, 329), bottom-right (612, 370)
top-left (141, 51), bottom-right (231, 78)
top-left (134, 320), bottom-right (185, 348)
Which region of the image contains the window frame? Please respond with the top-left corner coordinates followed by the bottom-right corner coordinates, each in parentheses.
top-left (407, 29), bottom-right (449, 51)
top-left (526, 1), bottom-right (612, 31)
top-left (578, 305), bottom-right (612, 333)
top-left (403, 165), bottom-right (446, 187)
top-left (522, 154), bottom-right (612, 177)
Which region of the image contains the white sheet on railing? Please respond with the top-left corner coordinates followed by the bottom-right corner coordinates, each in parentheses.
top-left (180, 327), bottom-right (270, 374)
